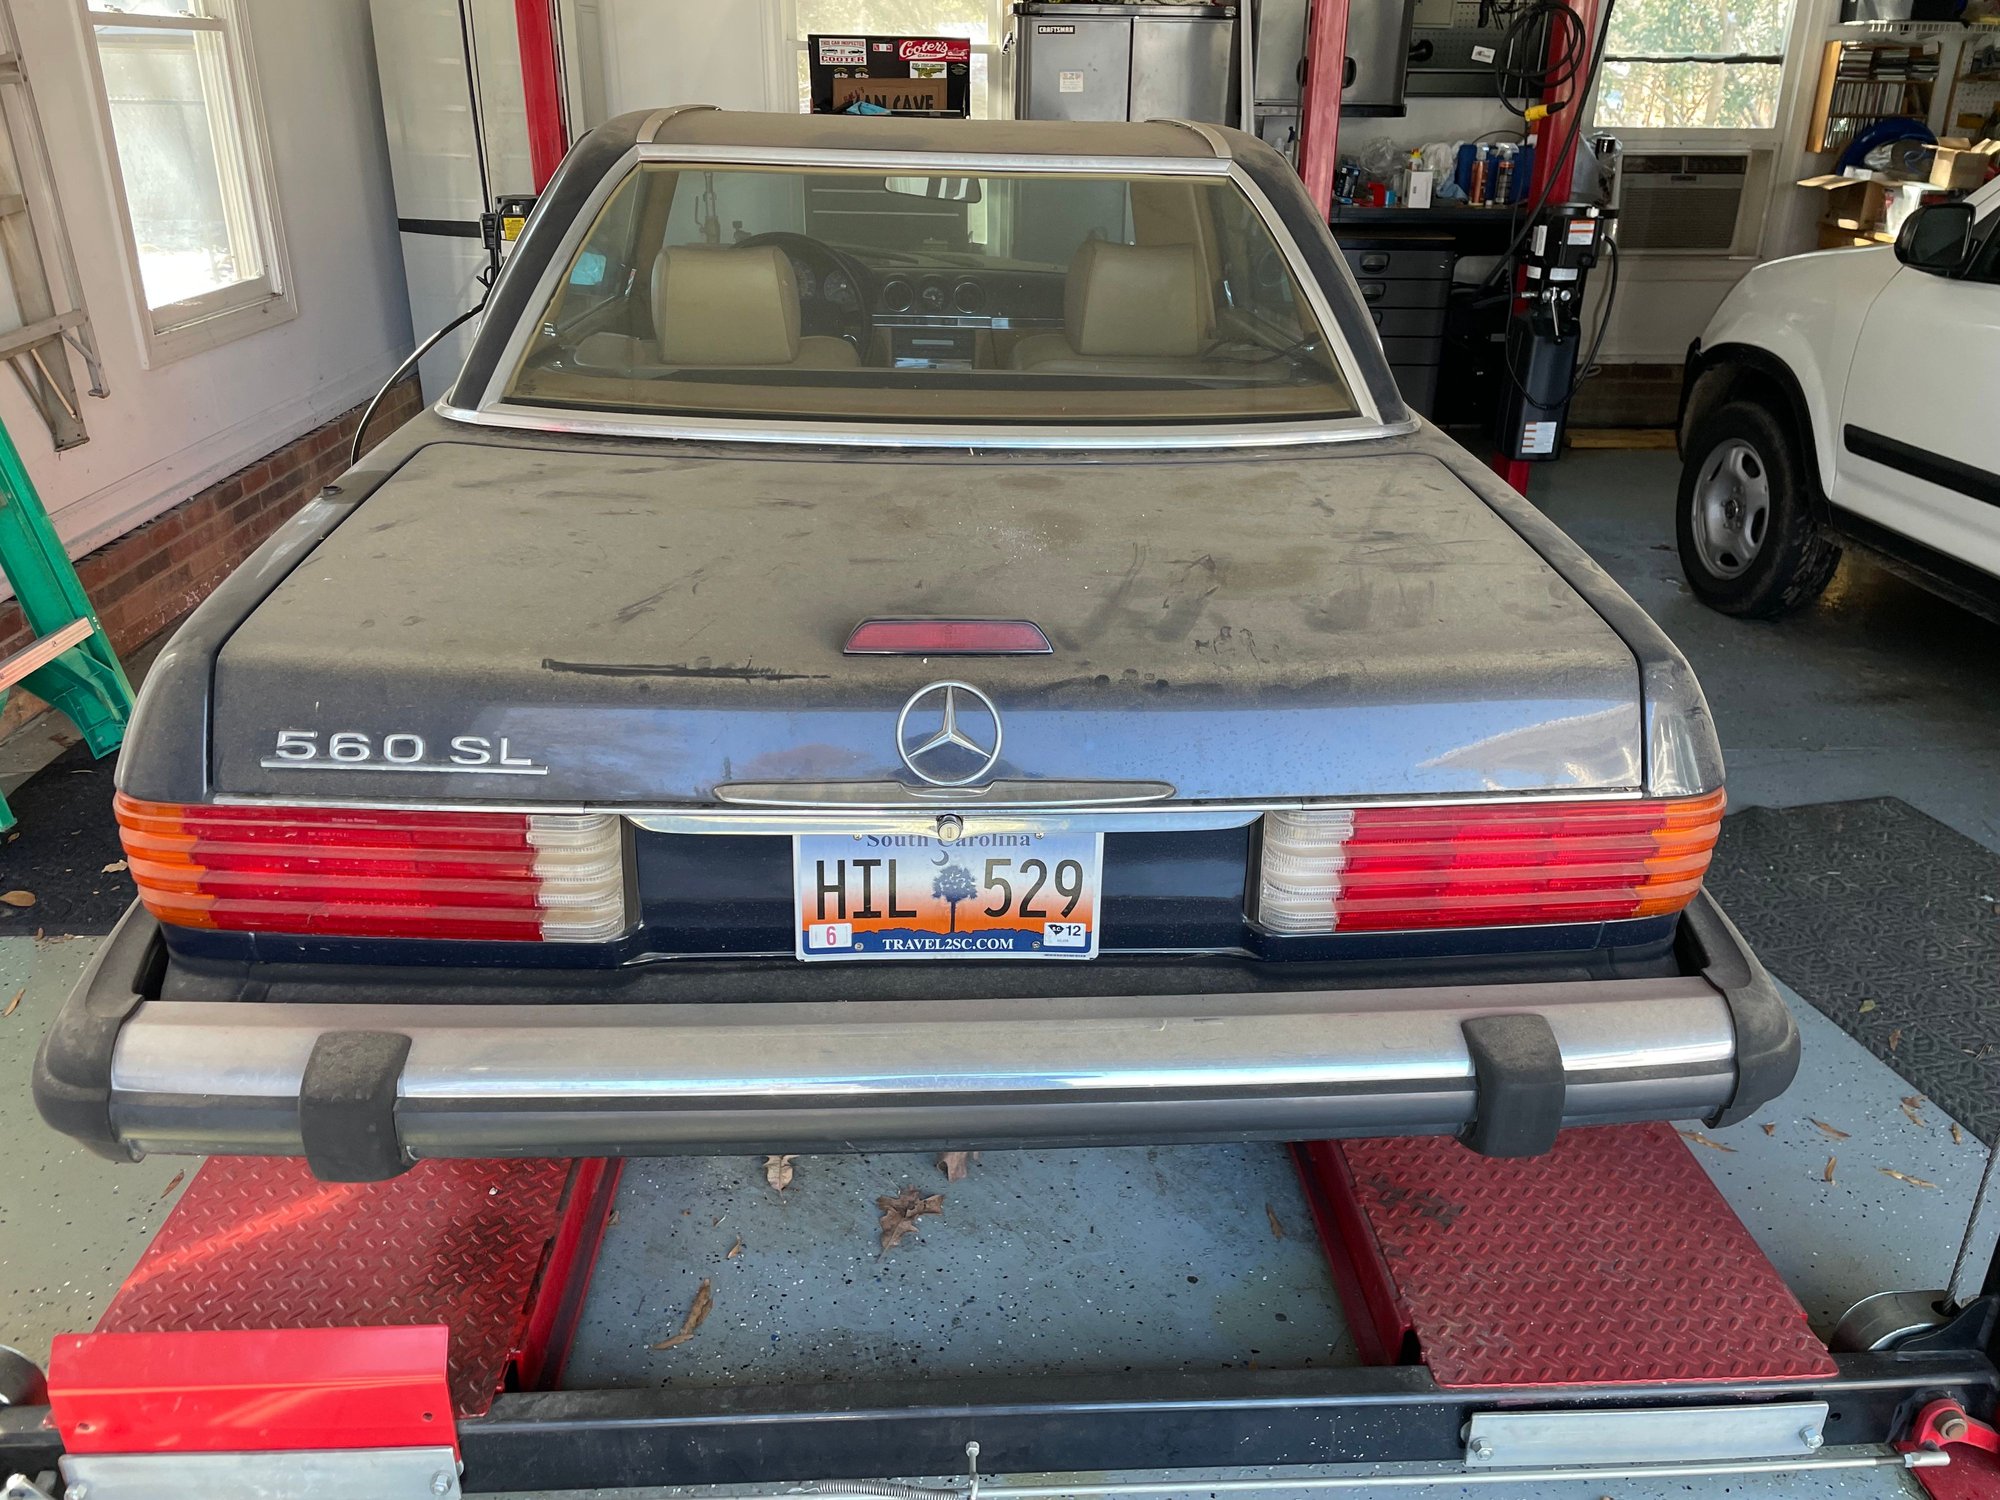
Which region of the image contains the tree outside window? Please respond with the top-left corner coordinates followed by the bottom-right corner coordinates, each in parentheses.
top-left (1594, 0), bottom-right (1797, 131)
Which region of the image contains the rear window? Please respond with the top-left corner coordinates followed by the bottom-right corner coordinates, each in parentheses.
top-left (501, 164), bottom-right (1358, 427)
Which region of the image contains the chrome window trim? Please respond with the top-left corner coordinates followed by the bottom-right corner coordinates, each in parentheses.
top-left (447, 145), bottom-right (1408, 452)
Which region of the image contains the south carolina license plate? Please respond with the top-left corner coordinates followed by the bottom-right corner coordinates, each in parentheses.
top-left (793, 827), bottom-right (1103, 961)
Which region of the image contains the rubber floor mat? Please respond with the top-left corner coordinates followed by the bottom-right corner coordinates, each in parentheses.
top-left (1705, 798), bottom-right (2000, 1145)
top-left (0, 740), bottom-right (131, 936)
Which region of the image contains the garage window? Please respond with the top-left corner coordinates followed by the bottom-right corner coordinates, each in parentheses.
top-left (80, 0), bottom-right (293, 363)
top-left (1593, 0), bottom-right (1798, 132)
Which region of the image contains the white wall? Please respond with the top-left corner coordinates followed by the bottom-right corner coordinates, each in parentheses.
top-left (4, 0), bottom-right (412, 560)
top-left (595, 0), bottom-right (780, 118)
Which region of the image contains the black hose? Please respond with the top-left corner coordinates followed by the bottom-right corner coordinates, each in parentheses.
top-left (348, 299), bottom-right (488, 469)
top-left (1493, 1), bottom-right (1588, 119)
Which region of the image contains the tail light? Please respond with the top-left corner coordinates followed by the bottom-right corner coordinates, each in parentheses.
top-left (115, 794), bottom-right (628, 942)
top-left (1255, 790), bottom-right (1725, 935)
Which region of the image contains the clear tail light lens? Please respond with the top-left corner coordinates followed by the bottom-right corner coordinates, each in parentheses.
top-left (115, 795), bottom-right (629, 942)
top-left (1255, 790), bottom-right (1725, 935)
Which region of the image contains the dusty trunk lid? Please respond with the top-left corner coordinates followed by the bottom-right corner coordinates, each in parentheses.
top-left (210, 441), bottom-right (1643, 802)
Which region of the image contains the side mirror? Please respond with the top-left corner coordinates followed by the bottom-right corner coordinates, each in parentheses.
top-left (1895, 201), bottom-right (1975, 274)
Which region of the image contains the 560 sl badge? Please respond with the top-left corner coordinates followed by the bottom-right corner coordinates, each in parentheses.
top-left (259, 729), bottom-right (549, 776)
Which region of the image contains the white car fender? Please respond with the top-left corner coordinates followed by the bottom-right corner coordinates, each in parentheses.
top-left (1695, 245), bottom-right (1903, 489)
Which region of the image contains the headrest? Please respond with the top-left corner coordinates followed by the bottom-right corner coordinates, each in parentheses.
top-left (655, 245), bottom-right (801, 365)
top-left (1064, 240), bottom-right (1205, 359)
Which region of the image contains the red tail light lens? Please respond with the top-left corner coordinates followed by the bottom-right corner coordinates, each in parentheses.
top-left (1256, 790), bottom-right (1725, 935)
top-left (115, 795), bottom-right (628, 942)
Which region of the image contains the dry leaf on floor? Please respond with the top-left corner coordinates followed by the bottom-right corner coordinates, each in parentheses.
top-left (651, 1278), bottom-right (714, 1350)
top-left (1810, 1118), bottom-right (1851, 1141)
top-left (1858, 998), bottom-right (1878, 1014)
top-left (726, 1236), bottom-right (744, 1260)
top-left (1952, 1124), bottom-right (1965, 1146)
top-left (1900, 1095), bottom-right (1927, 1128)
top-left (1879, 1168), bottom-right (1939, 1190)
top-left (1823, 1155), bottom-right (1837, 1184)
top-left (1761, 1123), bottom-right (1777, 1136)
top-left (158, 1170), bottom-right (185, 1200)
top-left (3, 988), bottom-right (21, 1018)
top-left (877, 1186), bottom-right (944, 1253)
top-left (764, 1154), bottom-right (796, 1192)
top-left (1888, 1028), bottom-right (1904, 1053)
top-left (101, 860), bottom-right (128, 874)
top-left (608, 1210), bottom-right (619, 1226)
top-left (1678, 1129), bottom-right (1735, 1153)
top-left (1266, 1203), bottom-right (1286, 1239)
top-left (936, 1150), bottom-right (978, 1181)
top-left (0, 890), bottom-right (35, 908)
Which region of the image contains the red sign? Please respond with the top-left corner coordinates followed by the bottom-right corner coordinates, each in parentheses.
top-left (899, 37), bottom-right (970, 62)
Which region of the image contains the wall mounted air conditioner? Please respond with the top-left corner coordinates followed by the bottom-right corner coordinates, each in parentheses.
top-left (1617, 152), bottom-right (1752, 252)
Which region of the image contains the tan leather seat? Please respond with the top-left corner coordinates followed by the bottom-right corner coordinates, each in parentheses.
top-left (1010, 240), bottom-right (1218, 376)
top-left (653, 245), bottom-right (860, 370)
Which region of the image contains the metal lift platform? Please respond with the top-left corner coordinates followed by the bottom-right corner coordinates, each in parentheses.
top-left (5, 1125), bottom-right (1999, 1499)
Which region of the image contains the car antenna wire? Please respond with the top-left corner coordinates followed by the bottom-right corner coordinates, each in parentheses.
top-left (347, 296), bottom-right (489, 469)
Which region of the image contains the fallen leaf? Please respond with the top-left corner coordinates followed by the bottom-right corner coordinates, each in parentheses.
top-left (1888, 1028), bottom-right (1904, 1053)
top-left (1761, 1123), bottom-right (1777, 1136)
top-left (1810, 1118), bottom-right (1851, 1141)
top-left (0, 890), bottom-right (34, 907)
top-left (1900, 1095), bottom-right (1927, 1128)
top-left (651, 1278), bottom-right (714, 1349)
top-left (608, 1210), bottom-right (619, 1225)
top-left (1879, 1168), bottom-right (1939, 1190)
top-left (936, 1150), bottom-right (977, 1181)
top-left (877, 1186), bottom-right (944, 1253)
top-left (101, 860), bottom-right (128, 874)
top-left (1823, 1155), bottom-right (1837, 1184)
top-left (1952, 1124), bottom-right (1965, 1146)
top-left (2, 988), bottom-right (21, 1018)
top-left (765, 1154), bottom-right (796, 1192)
top-left (1858, 998), bottom-right (1878, 1014)
top-left (726, 1236), bottom-right (744, 1259)
top-left (1679, 1128), bottom-right (1735, 1153)
top-left (1266, 1202), bottom-right (1286, 1239)
top-left (158, 1170), bottom-right (185, 1200)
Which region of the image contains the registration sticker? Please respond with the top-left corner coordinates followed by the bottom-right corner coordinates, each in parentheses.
top-left (794, 827), bottom-right (1103, 961)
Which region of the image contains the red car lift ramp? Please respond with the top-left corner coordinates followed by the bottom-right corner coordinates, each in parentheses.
top-left (5, 1125), bottom-right (1999, 1499)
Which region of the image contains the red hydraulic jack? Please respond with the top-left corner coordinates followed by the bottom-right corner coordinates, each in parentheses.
top-left (5, 1126), bottom-right (1998, 1497)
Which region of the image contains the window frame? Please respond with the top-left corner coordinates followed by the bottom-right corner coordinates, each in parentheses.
top-left (1586, 0), bottom-right (1815, 146)
top-left (75, 0), bottom-right (294, 366)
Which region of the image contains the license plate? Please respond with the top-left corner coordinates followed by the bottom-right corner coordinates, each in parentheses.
top-left (793, 826), bottom-right (1103, 961)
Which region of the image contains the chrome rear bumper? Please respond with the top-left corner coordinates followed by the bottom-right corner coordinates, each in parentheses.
top-left (36, 896), bottom-right (1798, 1180)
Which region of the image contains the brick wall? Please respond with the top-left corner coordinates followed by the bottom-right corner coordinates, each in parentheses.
top-left (0, 377), bottom-right (423, 734)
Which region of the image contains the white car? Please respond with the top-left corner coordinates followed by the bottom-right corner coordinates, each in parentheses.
top-left (1678, 175), bottom-right (2000, 619)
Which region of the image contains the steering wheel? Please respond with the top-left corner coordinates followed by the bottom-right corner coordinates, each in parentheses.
top-left (734, 231), bottom-right (875, 355)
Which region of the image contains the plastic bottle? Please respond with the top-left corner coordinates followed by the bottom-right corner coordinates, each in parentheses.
top-left (1494, 144), bottom-right (1516, 206)
top-left (1469, 144), bottom-right (1490, 207)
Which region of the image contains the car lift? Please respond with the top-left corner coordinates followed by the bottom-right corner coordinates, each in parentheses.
top-left (3, 1123), bottom-right (1998, 1499)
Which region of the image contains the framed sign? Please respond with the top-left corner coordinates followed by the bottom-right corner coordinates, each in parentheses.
top-left (808, 34), bottom-right (972, 116)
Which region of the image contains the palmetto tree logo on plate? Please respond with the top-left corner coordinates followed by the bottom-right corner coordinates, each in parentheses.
top-left (932, 862), bottom-right (977, 931)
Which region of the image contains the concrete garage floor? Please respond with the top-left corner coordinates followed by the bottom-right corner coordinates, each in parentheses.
top-left (2, 450), bottom-right (1998, 1500)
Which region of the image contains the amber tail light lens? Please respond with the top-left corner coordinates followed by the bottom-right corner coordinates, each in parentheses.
top-left (1255, 790), bottom-right (1726, 935)
top-left (114, 794), bottom-right (628, 942)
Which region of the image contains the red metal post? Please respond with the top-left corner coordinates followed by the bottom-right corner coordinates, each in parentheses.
top-left (1496, 0), bottom-right (1604, 495)
top-left (515, 0), bottom-right (567, 191)
top-left (1294, 0), bottom-right (1351, 218)
top-left (1291, 1142), bottom-right (1416, 1366)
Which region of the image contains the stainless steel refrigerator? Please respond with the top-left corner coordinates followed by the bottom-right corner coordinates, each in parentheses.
top-left (1012, 3), bottom-right (1244, 127)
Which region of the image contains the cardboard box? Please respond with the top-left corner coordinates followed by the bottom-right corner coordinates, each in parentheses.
top-left (1798, 172), bottom-right (1890, 232)
top-left (1928, 137), bottom-right (2000, 192)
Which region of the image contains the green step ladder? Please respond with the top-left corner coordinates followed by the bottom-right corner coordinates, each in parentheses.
top-left (0, 415), bottom-right (134, 831)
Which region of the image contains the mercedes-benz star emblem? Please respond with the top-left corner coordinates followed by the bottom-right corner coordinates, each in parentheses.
top-left (896, 682), bottom-right (1003, 787)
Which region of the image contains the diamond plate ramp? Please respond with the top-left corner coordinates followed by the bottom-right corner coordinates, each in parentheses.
top-left (96, 1157), bottom-right (576, 1417)
top-left (1340, 1123), bottom-right (1837, 1388)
